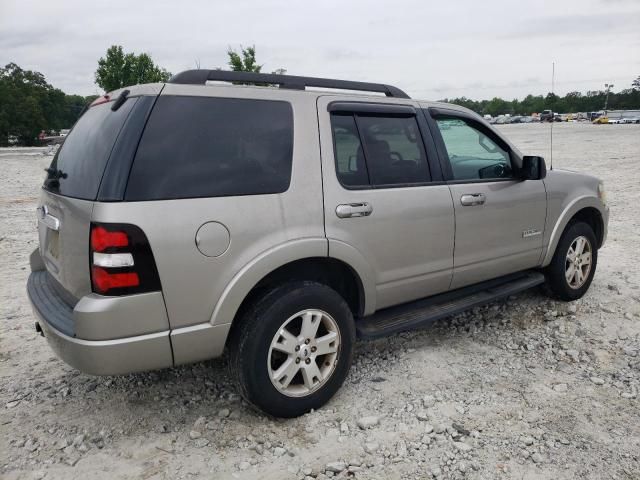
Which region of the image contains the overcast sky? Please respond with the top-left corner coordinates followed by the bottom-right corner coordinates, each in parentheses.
top-left (1, 0), bottom-right (638, 99)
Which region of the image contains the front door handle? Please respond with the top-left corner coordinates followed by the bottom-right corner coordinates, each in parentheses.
top-left (336, 202), bottom-right (373, 218)
top-left (460, 193), bottom-right (486, 206)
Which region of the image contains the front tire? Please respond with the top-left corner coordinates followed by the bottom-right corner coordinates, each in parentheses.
top-left (228, 282), bottom-right (356, 418)
top-left (545, 221), bottom-right (598, 301)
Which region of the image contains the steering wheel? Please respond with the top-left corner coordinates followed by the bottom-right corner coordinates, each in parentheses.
top-left (479, 163), bottom-right (508, 179)
top-left (390, 151), bottom-right (404, 162)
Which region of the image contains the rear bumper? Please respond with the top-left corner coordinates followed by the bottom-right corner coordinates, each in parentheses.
top-left (27, 270), bottom-right (174, 375)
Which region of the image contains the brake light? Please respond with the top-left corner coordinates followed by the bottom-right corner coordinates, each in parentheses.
top-left (92, 267), bottom-right (140, 294)
top-left (89, 223), bottom-right (161, 296)
top-left (90, 95), bottom-right (110, 107)
top-left (91, 226), bottom-right (128, 252)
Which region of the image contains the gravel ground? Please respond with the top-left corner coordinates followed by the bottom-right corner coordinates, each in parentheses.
top-left (1, 123), bottom-right (639, 480)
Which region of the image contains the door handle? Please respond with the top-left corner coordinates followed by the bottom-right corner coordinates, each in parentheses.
top-left (336, 202), bottom-right (373, 218)
top-left (37, 206), bottom-right (60, 231)
top-left (460, 193), bottom-right (486, 206)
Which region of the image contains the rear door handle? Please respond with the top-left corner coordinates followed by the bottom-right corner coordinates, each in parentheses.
top-left (37, 206), bottom-right (60, 231)
top-left (336, 202), bottom-right (373, 218)
top-left (460, 193), bottom-right (486, 206)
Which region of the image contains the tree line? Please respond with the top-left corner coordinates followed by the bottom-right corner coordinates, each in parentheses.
top-left (441, 85), bottom-right (640, 118)
top-left (1, 43), bottom-right (639, 146)
top-left (0, 63), bottom-right (98, 146)
top-left (0, 45), bottom-right (272, 146)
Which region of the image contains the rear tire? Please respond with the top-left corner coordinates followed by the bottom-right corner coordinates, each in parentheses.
top-left (228, 281), bottom-right (356, 418)
top-left (545, 221), bottom-right (598, 301)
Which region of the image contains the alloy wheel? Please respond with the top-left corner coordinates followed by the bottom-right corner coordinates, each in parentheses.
top-left (565, 235), bottom-right (592, 289)
top-left (267, 309), bottom-right (341, 397)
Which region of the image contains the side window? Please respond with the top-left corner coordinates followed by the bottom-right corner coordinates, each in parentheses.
top-left (330, 113), bottom-right (430, 188)
top-left (125, 96), bottom-right (293, 201)
top-left (435, 118), bottom-right (512, 181)
top-left (331, 114), bottom-right (369, 187)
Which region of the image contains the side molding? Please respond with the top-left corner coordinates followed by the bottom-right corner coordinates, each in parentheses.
top-left (171, 322), bottom-right (231, 366)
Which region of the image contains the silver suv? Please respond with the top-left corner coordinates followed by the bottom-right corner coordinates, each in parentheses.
top-left (27, 71), bottom-right (609, 417)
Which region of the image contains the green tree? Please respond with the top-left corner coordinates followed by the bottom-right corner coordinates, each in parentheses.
top-left (632, 75), bottom-right (640, 91)
top-left (95, 45), bottom-right (171, 92)
top-left (484, 97), bottom-right (511, 117)
top-left (0, 63), bottom-right (100, 145)
top-left (227, 45), bottom-right (262, 72)
top-left (0, 63), bottom-right (50, 145)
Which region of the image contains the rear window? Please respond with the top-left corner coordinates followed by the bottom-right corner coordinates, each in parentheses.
top-left (44, 99), bottom-right (137, 200)
top-left (125, 96), bottom-right (294, 201)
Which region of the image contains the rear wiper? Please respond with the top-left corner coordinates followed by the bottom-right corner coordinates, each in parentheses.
top-left (111, 89), bottom-right (130, 112)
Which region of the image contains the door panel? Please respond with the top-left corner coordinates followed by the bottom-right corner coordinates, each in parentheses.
top-left (448, 180), bottom-right (546, 288)
top-left (317, 96), bottom-right (455, 312)
top-left (426, 109), bottom-right (547, 289)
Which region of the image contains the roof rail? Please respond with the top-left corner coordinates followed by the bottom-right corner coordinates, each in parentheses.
top-left (167, 70), bottom-right (410, 99)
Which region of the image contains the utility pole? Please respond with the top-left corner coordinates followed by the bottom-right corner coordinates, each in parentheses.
top-left (604, 83), bottom-right (614, 115)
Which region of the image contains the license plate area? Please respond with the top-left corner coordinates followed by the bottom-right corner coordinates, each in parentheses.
top-left (47, 229), bottom-right (60, 260)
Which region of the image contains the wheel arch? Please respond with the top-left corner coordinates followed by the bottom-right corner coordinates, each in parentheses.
top-left (542, 197), bottom-right (606, 267)
top-left (209, 239), bottom-right (372, 330)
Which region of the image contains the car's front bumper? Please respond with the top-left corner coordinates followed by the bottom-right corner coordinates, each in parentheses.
top-left (27, 270), bottom-right (174, 375)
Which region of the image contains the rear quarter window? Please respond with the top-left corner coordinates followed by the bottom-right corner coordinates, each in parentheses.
top-left (125, 96), bottom-right (294, 201)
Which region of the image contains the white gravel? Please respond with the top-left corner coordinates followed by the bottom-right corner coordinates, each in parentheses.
top-left (1, 123), bottom-right (639, 479)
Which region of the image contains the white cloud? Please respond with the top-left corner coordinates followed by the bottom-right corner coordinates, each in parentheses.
top-left (1, 0), bottom-right (638, 99)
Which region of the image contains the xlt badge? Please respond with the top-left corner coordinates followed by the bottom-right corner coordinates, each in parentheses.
top-left (522, 229), bottom-right (542, 238)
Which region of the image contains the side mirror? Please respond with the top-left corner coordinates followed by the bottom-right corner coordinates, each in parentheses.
top-left (520, 156), bottom-right (546, 180)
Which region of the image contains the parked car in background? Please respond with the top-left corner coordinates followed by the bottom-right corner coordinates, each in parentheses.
top-left (607, 118), bottom-right (623, 124)
top-left (540, 110), bottom-right (554, 122)
top-left (621, 117), bottom-right (640, 124)
top-left (27, 71), bottom-right (609, 417)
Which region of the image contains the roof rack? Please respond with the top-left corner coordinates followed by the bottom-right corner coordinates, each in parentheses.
top-left (168, 70), bottom-right (410, 99)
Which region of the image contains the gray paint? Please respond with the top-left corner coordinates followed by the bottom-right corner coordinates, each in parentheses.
top-left (29, 83), bottom-right (609, 376)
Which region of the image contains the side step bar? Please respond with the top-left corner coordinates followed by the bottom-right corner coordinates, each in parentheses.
top-left (356, 271), bottom-right (545, 339)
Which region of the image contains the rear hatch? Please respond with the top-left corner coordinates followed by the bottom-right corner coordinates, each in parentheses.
top-left (38, 92), bottom-right (147, 302)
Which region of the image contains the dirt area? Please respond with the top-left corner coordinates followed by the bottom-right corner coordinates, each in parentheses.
top-left (1, 123), bottom-right (639, 480)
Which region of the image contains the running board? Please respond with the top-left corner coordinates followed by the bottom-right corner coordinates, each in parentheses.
top-left (356, 271), bottom-right (545, 339)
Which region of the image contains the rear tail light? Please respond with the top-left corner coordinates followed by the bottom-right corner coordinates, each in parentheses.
top-left (92, 267), bottom-right (140, 292)
top-left (91, 226), bottom-right (128, 252)
top-left (89, 223), bottom-right (161, 296)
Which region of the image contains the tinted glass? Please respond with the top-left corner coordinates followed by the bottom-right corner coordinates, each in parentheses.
top-left (126, 96), bottom-right (293, 201)
top-left (331, 114), bottom-right (369, 187)
top-left (44, 98), bottom-right (137, 200)
top-left (357, 115), bottom-right (430, 185)
top-left (435, 118), bottom-right (512, 180)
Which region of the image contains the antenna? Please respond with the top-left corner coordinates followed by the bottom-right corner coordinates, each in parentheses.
top-left (550, 62), bottom-right (555, 170)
